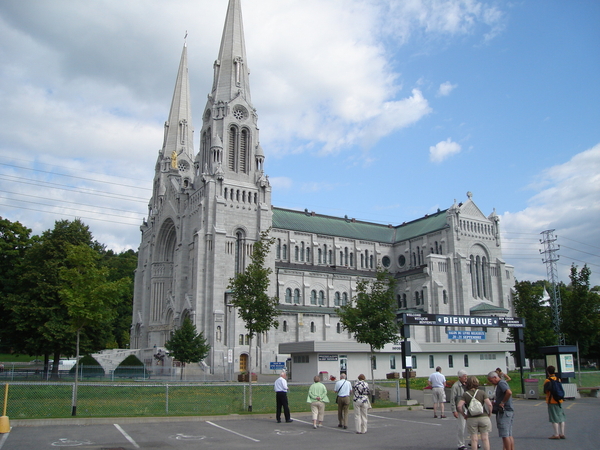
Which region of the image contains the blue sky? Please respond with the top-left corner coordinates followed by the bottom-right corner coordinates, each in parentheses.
top-left (0, 0), bottom-right (598, 285)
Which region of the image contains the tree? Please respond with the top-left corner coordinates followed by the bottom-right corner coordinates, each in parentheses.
top-left (164, 317), bottom-right (210, 380)
top-left (0, 217), bottom-right (33, 353)
top-left (59, 243), bottom-right (131, 415)
top-left (562, 265), bottom-right (600, 358)
top-left (228, 230), bottom-right (280, 411)
top-left (337, 266), bottom-right (399, 398)
top-left (510, 280), bottom-right (556, 367)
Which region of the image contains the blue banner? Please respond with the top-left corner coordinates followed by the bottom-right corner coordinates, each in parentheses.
top-left (447, 330), bottom-right (486, 340)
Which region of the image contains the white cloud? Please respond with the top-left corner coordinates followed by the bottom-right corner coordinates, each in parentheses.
top-left (429, 138), bottom-right (462, 162)
top-left (269, 177), bottom-right (293, 190)
top-left (438, 81), bottom-right (457, 96)
top-left (501, 144), bottom-right (600, 286)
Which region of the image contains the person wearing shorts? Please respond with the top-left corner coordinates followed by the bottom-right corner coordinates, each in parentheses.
top-left (428, 366), bottom-right (447, 418)
top-left (488, 371), bottom-right (515, 450)
top-left (457, 376), bottom-right (493, 450)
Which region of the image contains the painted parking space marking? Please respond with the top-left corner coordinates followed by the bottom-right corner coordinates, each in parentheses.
top-left (113, 424), bottom-right (140, 449)
top-left (369, 413), bottom-right (442, 426)
top-left (169, 433), bottom-right (206, 441)
top-left (206, 420), bottom-right (260, 442)
top-left (0, 433), bottom-right (10, 450)
top-left (275, 430), bottom-right (306, 436)
top-left (51, 438), bottom-right (93, 446)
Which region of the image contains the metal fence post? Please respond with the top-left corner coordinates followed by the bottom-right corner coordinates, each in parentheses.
top-left (243, 384), bottom-right (246, 411)
top-left (165, 384), bottom-right (169, 415)
top-left (396, 379), bottom-right (400, 404)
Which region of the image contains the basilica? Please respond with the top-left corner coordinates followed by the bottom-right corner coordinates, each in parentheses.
top-left (130, 0), bottom-right (516, 379)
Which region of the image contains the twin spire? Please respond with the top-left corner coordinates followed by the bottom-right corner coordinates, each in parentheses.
top-left (161, 0), bottom-right (254, 175)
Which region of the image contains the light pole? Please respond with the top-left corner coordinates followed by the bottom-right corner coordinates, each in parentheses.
top-left (225, 290), bottom-right (234, 382)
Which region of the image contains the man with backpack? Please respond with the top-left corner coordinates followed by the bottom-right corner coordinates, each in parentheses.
top-left (544, 365), bottom-right (566, 440)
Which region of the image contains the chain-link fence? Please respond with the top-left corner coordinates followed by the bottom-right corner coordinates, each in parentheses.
top-left (1, 378), bottom-right (402, 419)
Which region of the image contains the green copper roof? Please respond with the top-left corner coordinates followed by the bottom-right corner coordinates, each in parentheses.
top-left (272, 207), bottom-right (449, 244)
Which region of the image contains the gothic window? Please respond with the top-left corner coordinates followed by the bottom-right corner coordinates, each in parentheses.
top-left (282, 244), bottom-right (287, 260)
top-left (342, 292), bottom-right (348, 306)
top-left (245, 334), bottom-right (249, 345)
top-left (283, 320), bottom-right (288, 332)
top-left (310, 290), bottom-right (317, 305)
top-left (429, 355), bottom-right (435, 369)
top-left (439, 243), bottom-right (443, 254)
top-left (476, 255), bottom-right (482, 297)
top-left (402, 293), bottom-right (407, 308)
top-left (464, 354), bottom-right (469, 367)
top-left (361, 253), bottom-right (364, 268)
top-left (370, 255), bottom-right (374, 268)
top-left (293, 288), bottom-right (301, 304)
top-left (435, 241), bottom-right (439, 254)
top-left (397, 294), bottom-right (402, 309)
top-left (482, 257), bottom-right (488, 298)
top-left (318, 290), bottom-right (325, 306)
top-left (285, 288), bottom-right (292, 304)
top-left (318, 248), bottom-right (322, 264)
top-left (323, 244), bottom-right (327, 264)
top-left (310, 322), bottom-right (316, 333)
top-left (334, 292), bottom-right (341, 306)
top-left (328, 250), bottom-right (333, 264)
top-left (234, 230), bottom-right (244, 274)
top-left (350, 252), bottom-right (354, 267)
top-left (306, 247), bottom-right (311, 263)
top-left (412, 252), bottom-right (416, 266)
top-left (443, 290), bottom-right (448, 304)
top-left (339, 251), bottom-right (343, 264)
top-left (336, 322), bottom-right (341, 334)
top-left (344, 247), bottom-right (348, 266)
top-left (415, 291), bottom-right (420, 305)
top-left (228, 126), bottom-right (237, 171)
top-left (276, 239), bottom-right (281, 259)
top-left (300, 242), bottom-right (305, 262)
top-left (448, 355), bottom-right (454, 368)
top-left (295, 246), bottom-right (299, 261)
top-left (239, 334), bottom-right (244, 345)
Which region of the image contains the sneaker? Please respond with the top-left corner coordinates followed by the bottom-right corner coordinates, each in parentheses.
top-left (458, 447), bottom-right (468, 450)
top-left (343, 426), bottom-right (347, 429)
top-left (433, 415), bottom-right (438, 418)
top-left (318, 424), bottom-right (322, 428)
top-left (286, 419), bottom-right (293, 423)
top-left (441, 415), bottom-right (446, 418)
top-left (338, 424), bottom-right (343, 428)
top-left (313, 424), bottom-right (317, 429)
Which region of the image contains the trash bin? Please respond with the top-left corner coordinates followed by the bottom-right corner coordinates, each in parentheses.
top-left (423, 389), bottom-right (433, 408)
top-left (524, 378), bottom-right (539, 399)
top-left (319, 371), bottom-right (328, 382)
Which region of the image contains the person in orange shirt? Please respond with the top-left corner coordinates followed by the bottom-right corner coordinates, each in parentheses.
top-left (543, 365), bottom-right (566, 440)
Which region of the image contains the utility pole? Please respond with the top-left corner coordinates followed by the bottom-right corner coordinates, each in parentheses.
top-left (540, 229), bottom-right (564, 345)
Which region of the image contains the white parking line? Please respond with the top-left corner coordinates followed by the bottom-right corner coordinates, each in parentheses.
top-left (114, 423), bottom-right (140, 448)
top-left (206, 421), bottom-right (261, 442)
top-left (369, 413), bottom-right (443, 426)
top-left (0, 430), bottom-right (10, 450)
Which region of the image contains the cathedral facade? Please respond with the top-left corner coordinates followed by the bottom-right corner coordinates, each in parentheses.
top-left (131, 0), bottom-right (516, 377)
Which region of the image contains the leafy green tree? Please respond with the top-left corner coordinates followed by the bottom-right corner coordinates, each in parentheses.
top-left (164, 316), bottom-right (210, 380)
top-left (0, 217), bottom-right (33, 353)
top-left (510, 280), bottom-right (556, 367)
top-left (562, 265), bottom-right (600, 357)
top-left (100, 249), bottom-right (137, 348)
top-left (6, 219), bottom-right (98, 376)
top-left (337, 266), bottom-right (399, 396)
top-left (228, 230), bottom-right (280, 411)
top-left (59, 242), bottom-right (131, 415)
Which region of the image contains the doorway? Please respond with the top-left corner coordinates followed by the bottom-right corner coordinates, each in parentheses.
top-left (239, 353), bottom-right (248, 372)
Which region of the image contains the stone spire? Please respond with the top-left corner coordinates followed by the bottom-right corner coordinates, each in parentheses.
top-left (162, 43), bottom-right (194, 161)
top-left (212, 0), bottom-right (251, 103)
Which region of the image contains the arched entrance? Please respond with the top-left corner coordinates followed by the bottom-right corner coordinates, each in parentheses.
top-left (239, 353), bottom-right (248, 372)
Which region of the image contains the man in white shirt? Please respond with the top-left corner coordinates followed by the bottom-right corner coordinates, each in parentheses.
top-left (274, 371), bottom-right (292, 423)
top-left (334, 373), bottom-right (352, 429)
top-left (428, 366), bottom-right (447, 418)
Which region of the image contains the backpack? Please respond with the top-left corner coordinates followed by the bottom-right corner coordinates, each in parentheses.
top-left (466, 390), bottom-right (484, 416)
top-left (547, 378), bottom-right (565, 402)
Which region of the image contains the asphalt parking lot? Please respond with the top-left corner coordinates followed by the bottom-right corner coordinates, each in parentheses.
top-left (1, 397), bottom-right (598, 449)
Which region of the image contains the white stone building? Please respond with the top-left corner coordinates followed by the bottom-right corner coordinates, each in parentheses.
top-left (130, 0), bottom-right (516, 378)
